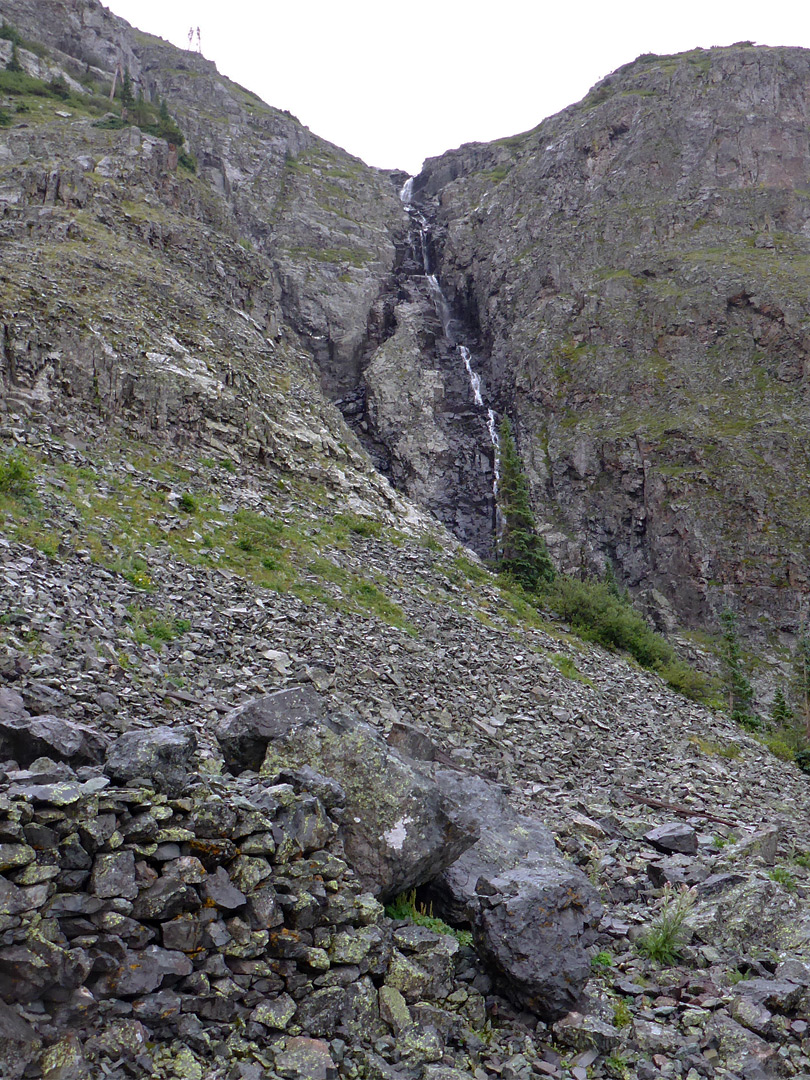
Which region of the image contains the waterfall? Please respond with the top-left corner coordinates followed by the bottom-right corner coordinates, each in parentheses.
top-left (487, 409), bottom-right (501, 498)
top-left (400, 176), bottom-right (502, 519)
top-left (460, 347), bottom-right (483, 407)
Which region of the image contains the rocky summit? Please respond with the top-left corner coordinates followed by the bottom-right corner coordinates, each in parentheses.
top-left (1, 3), bottom-right (810, 1080)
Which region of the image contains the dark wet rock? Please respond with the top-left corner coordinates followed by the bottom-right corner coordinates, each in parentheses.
top-left (105, 726), bottom-right (198, 796)
top-left (90, 850), bottom-right (138, 900)
top-left (644, 822), bottom-right (699, 855)
top-left (0, 999), bottom-right (41, 1080)
top-left (130, 875), bottom-right (201, 920)
top-left (735, 977), bottom-right (805, 1012)
top-left (99, 944), bottom-right (193, 996)
top-left (387, 721), bottom-right (438, 762)
top-left (0, 708), bottom-right (108, 768)
top-left (474, 863), bottom-right (602, 1020)
top-left (201, 865), bottom-right (247, 910)
top-left (295, 986), bottom-right (347, 1037)
top-left (647, 855), bottom-right (708, 888)
top-left (433, 769), bottom-right (601, 1020)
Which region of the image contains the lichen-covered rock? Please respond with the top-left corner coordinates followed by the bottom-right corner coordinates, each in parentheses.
top-left (217, 692), bottom-right (478, 898)
top-left (274, 1036), bottom-right (338, 1080)
top-left (688, 876), bottom-right (810, 957)
top-left (216, 686), bottom-right (327, 773)
top-left (702, 1013), bottom-right (780, 1078)
top-left (40, 1034), bottom-right (87, 1080)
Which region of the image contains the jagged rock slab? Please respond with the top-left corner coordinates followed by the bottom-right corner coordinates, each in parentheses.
top-left (433, 768), bottom-right (601, 1020)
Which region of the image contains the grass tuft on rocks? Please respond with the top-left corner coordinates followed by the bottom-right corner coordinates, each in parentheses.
top-left (385, 890), bottom-right (473, 948)
top-left (636, 883), bottom-right (696, 965)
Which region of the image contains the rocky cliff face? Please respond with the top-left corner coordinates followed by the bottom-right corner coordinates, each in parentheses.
top-left (412, 45), bottom-right (810, 638)
top-left (6, 4), bottom-right (810, 633)
top-left (0, 0), bottom-right (501, 555)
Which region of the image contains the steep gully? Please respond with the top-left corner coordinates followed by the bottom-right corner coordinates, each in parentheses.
top-left (400, 176), bottom-right (502, 514)
top-left (333, 179), bottom-right (503, 558)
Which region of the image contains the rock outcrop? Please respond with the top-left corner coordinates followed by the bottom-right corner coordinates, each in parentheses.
top-left (412, 45), bottom-right (810, 636)
top-left (5, 4), bottom-right (810, 1078)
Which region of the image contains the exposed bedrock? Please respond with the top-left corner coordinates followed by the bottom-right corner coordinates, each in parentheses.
top-left (415, 44), bottom-right (810, 636)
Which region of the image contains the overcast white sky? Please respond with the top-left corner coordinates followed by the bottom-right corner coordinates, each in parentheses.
top-left (106, 1), bottom-right (809, 176)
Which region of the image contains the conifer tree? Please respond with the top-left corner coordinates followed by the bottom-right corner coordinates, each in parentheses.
top-left (496, 417), bottom-right (554, 591)
top-left (770, 687), bottom-right (794, 727)
top-left (120, 68), bottom-right (133, 116)
top-left (719, 607), bottom-right (757, 728)
top-left (7, 42), bottom-right (22, 73)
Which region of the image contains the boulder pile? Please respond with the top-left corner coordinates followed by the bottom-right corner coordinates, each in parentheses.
top-left (0, 687), bottom-right (602, 1079)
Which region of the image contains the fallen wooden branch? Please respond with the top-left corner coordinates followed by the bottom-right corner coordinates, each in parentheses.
top-left (621, 791), bottom-right (738, 828)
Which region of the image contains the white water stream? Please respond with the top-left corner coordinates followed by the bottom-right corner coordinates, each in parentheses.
top-left (400, 178), bottom-right (501, 502)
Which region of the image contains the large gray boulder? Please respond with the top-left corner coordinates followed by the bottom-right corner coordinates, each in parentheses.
top-left (433, 769), bottom-right (602, 1021)
top-left (105, 727), bottom-right (198, 796)
top-left (0, 689), bottom-right (108, 766)
top-left (216, 690), bottom-right (478, 899)
top-left (216, 686), bottom-right (327, 773)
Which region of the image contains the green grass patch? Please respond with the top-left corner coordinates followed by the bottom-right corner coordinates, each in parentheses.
top-left (769, 866), bottom-right (797, 892)
top-left (637, 884), bottom-right (695, 965)
top-left (385, 890), bottom-right (473, 948)
top-left (550, 652), bottom-right (594, 686)
top-left (127, 605), bottom-right (191, 651)
top-left (333, 511), bottom-right (383, 539)
top-left (689, 736), bottom-right (741, 759)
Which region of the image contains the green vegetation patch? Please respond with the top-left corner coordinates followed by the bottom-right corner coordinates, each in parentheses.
top-left (550, 652), bottom-right (594, 686)
top-left (637, 883), bottom-right (696, 965)
top-left (540, 576), bottom-right (711, 700)
top-left (0, 438), bottom-right (417, 638)
top-left (385, 891), bottom-right (473, 948)
top-left (126, 605), bottom-right (191, 652)
top-left (0, 450), bottom-right (35, 497)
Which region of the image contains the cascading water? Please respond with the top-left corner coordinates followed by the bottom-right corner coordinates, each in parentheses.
top-left (460, 346), bottom-right (483, 407)
top-left (487, 408), bottom-right (501, 499)
top-left (400, 178), bottom-right (501, 513)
